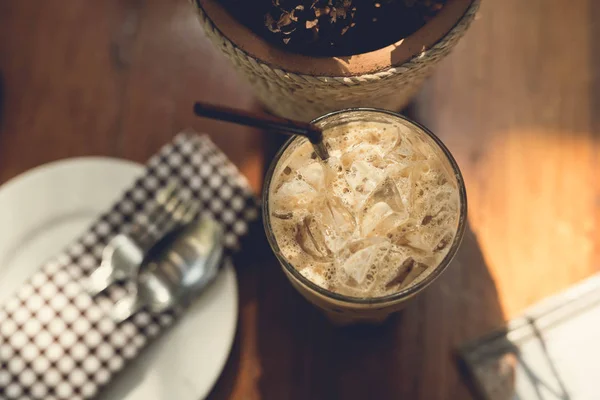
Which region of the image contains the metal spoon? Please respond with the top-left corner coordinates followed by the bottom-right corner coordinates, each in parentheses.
top-left (111, 216), bottom-right (224, 323)
top-left (85, 182), bottom-right (199, 297)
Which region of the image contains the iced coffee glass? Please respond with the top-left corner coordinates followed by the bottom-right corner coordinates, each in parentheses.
top-left (263, 109), bottom-right (467, 325)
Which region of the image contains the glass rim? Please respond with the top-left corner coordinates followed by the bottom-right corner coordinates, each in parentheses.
top-left (262, 107), bottom-right (468, 305)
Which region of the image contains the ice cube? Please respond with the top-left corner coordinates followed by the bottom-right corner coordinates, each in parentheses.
top-left (387, 134), bottom-right (414, 163)
top-left (315, 196), bottom-right (357, 253)
top-left (344, 125), bottom-right (399, 159)
top-left (405, 228), bottom-right (454, 254)
top-left (364, 177), bottom-right (405, 213)
top-left (369, 127), bottom-right (400, 153)
top-left (360, 177), bottom-right (408, 236)
top-left (362, 202), bottom-right (394, 236)
top-left (385, 164), bottom-right (411, 203)
top-left (404, 232), bottom-right (432, 252)
top-left (345, 160), bottom-right (386, 207)
top-left (295, 197), bottom-right (357, 260)
top-left (341, 246), bottom-right (373, 284)
top-left (341, 144), bottom-right (382, 169)
top-left (372, 213), bottom-right (412, 238)
top-left (339, 128), bottom-right (396, 171)
top-left (385, 257), bottom-right (429, 290)
top-left (338, 238), bottom-right (389, 285)
top-left (281, 142), bottom-right (314, 172)
top-left (297, 162), bottom-right (325, 191)
top-left (323, 157), bottom-right (355, 208)
top-left (347, 161), bottom-right (385, 192)
top-left (387, 160), bottom-right (431, 213)
top-left (323, 197), bottom-right (356, 248)
top-left (386, 218), bottom-right (419, 247)
top-left (295, 216), bottom-right (331, 261)
top-left (274, 178), bottom-right (317, 209)
top-left (388, 130), bottom-right (429, 163)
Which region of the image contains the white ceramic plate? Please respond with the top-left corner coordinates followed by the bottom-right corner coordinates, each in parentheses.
top-left (0, 157), bottom-right (238, 400)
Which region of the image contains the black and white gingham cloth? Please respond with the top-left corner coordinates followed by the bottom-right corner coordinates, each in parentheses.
top-left (0, 132), bottom-right (259, 399)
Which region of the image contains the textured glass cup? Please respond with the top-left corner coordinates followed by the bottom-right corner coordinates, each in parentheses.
top-left (263, 109), bottom-right (467, 325)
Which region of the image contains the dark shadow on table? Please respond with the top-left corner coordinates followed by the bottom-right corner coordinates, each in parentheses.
top-left (251, 218), bottom-right (507, 399)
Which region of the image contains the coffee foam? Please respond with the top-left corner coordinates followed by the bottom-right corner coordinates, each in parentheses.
top-left (269, 121), bottom-right (460, 298)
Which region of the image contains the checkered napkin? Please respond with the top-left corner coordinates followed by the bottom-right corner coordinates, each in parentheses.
top-left (0, 132), bottom-right (259, 400)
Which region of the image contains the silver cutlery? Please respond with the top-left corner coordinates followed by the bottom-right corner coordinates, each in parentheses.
top-left (85, 183), bottom-right (199, 296)
top-left (110, 216), bottom-right (224, 323)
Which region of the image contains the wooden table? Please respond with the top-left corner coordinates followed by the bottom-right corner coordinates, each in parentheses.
top-left (1, 0), bottom-right (598, 399)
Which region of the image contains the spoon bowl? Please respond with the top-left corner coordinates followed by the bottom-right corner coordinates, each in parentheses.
top-left (111, 217), bottom-right (224, 322)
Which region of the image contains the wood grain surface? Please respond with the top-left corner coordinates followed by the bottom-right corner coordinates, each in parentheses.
top-left (0, 0), bottom-right (598, 399)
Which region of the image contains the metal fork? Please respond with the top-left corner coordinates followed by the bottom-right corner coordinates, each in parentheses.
top-left (85, 183), bottom-right (199, 296)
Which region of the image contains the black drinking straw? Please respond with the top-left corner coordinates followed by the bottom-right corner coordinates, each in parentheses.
top-left (193, 102), bottom-right (329, 160)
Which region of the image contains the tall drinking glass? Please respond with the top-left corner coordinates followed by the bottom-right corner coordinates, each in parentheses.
top-left (263, 109), bottom-right (467, 325)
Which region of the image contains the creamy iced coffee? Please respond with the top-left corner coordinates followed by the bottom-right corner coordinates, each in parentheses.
top-left (268, 119), bottom-right (460, 298)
